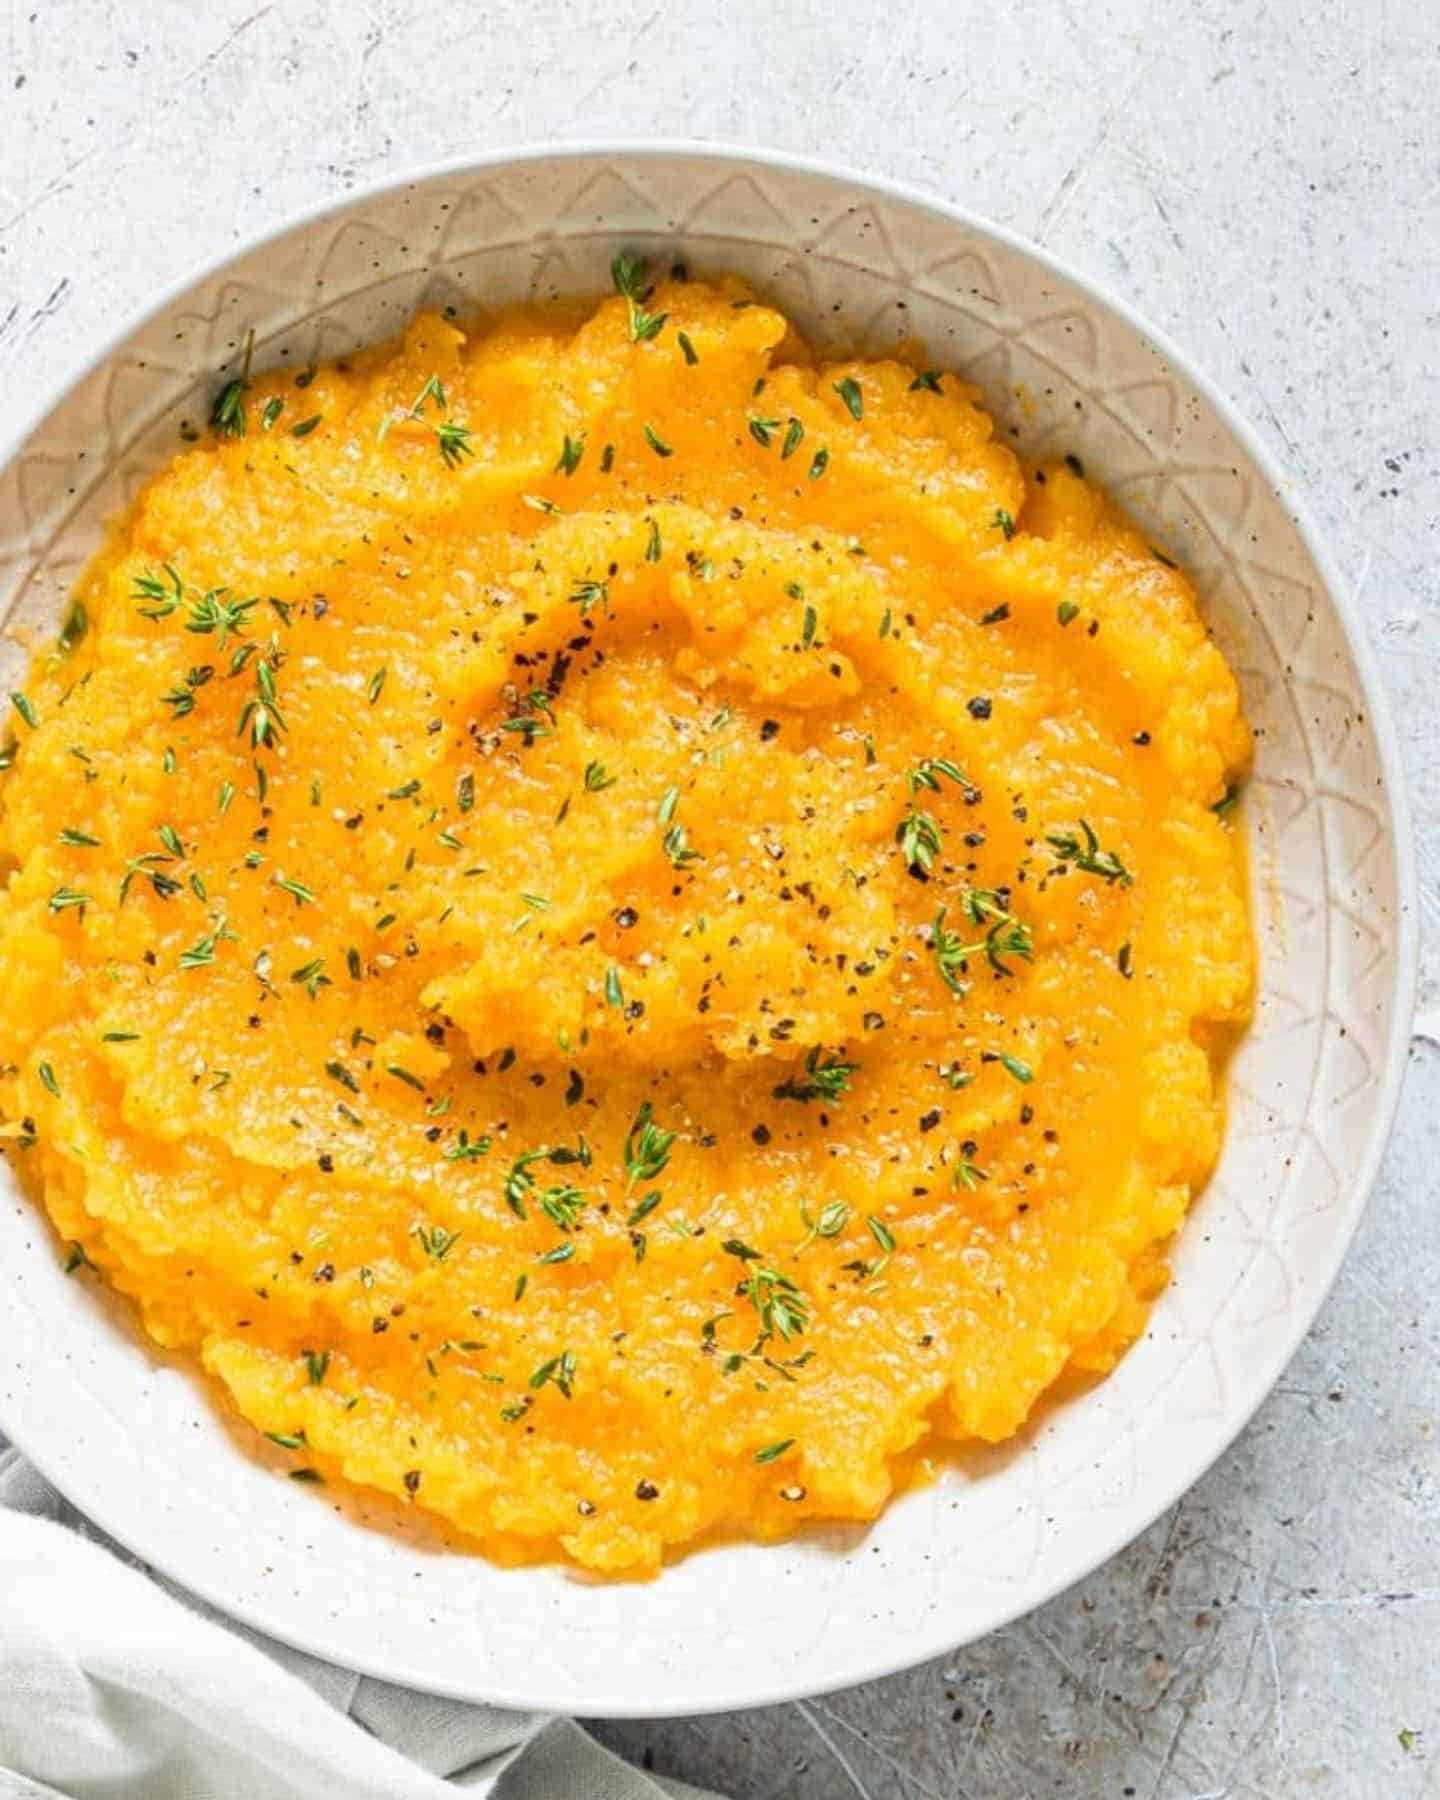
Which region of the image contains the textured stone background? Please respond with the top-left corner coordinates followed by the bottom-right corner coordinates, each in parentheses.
top-left (2, 2), bottom-right (1436, 1794)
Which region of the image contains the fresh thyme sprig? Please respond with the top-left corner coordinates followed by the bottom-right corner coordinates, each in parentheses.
top-left (960, 888), bottom-right (1034, 973)
top-left (611, 253), bottom-right (667, 343)
top-left (499, 689), bottom-right (555, 745)
top-left (897, 757), bottom-right (970, 874)
top-left (795, 1199), bottom-right (848, 1254)
top-left (929, 891), bottom-right (1033, 994)
top-left (209, 329), bottom-right (255, 439)
top-left (723, 1239), bottom-right (810, 1344)
top-left (1046, 819), bottom-right (1133, 886)
top-left (772, 1047), bottom-right (858, 1104)
top-left (569, 578), bottom-right (610, 619)
top-left (929, 906), bottom-right (978, 995)
top-left (538, 1184), bottom-right (586, 1231)
top-left (833, 376), bottom-right (863, 420)
top-left (655, 787), bottom-right (701, 868)
top-left (897, 809), bottom-right (941, 874)
top-left (179, 915), bottom-right (234, 970)
top-left (133, 565), bottom-right (184, 620)
top-left (444, 1128), bottom-right (491, 1163)
top-left (529, 1350), bottom-right (577, 1398)
top-left (134, 566), bottom-right (259, 650)
top-left (623, 1100), bottom-right (675, 1190)
top-left (436, 421), bottom-right (474, 468)
top-left (186, 588), bottom-right (258, 647)
top-left (392, 372), bottom-right (475, 468)
top-left (908, 756), bottom-right (970, 795)
top-left (289, 958), bottom-right (330, 999)
top-left (503, 1137), bottom-right (591, 1219)
top-left (119, 850), bottom-right (183, 905)
top-left (413, 1222), bottom-right (461, 1262)
top-left (238, 652), bottom-right (285, 749)
top-left (953, 1151), bottom-right (988, 1191)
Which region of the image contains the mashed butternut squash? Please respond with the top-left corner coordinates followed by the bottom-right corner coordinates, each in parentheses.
top-left (0, 267), bottom-right (1251, 1574)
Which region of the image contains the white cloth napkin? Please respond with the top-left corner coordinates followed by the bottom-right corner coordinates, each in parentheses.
top-left (0, 1443), bottom-right (722, 1800)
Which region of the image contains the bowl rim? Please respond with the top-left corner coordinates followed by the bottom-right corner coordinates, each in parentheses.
top-left (0, 136), bottom-right (1419, 1715)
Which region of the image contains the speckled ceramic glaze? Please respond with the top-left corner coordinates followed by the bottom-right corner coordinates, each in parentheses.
top-left (0, 145), bottom-right (1415, 1716)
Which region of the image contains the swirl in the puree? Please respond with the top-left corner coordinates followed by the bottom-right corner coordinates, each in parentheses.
top-left (0, 266), bottom-right (1250, 1574)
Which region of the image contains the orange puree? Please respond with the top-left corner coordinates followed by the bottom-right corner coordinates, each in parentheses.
top-left (0, 266), bottom-right (1251, 1574)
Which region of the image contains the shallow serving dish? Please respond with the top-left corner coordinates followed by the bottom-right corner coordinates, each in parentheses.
top-left (0, 143), bottom-right (1415, 1716)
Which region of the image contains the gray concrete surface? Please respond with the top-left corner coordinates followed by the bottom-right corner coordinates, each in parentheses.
top-left (2, 1), bottom-right (1436, 1793)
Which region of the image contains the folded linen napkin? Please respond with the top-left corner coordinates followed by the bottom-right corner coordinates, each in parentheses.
top-left (0, 1444), bottom-right (722, 1800)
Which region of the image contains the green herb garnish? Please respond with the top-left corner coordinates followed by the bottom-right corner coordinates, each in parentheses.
top-left (272, 873), bottom-right (316, 906)
top-left (58, 599), bottom-right (89, 653)
top-left (796, 1200), bottom-right (848, 1253)
top-left (444, 1128), bottom-right (490, 1163)
top-left (413, 1222), bottom-right (461, 1261)
top-left (1046, 819), bottom-right (1132, 886)
top-left (611, 253), bottom-right (667, 343)
top-left (953, 1155), bottom-right (987, 1191)
top-left (238, 655), bottom-right (285, 749)
top-left (210, 329), bottom-right (255, 439)
top-left (569, 578), bottom-right (609, 619)
top-left (289, 958), bottom-right (330, 999)
top-left (436, 421), bottom-right (473, 468)
top-left (529, 1349), bottom-right (577, 1397)
top-left (1212, 783), bottom-right (1241, 817)
top-left (773, 1048), bottom-right (857, 1104)
top-left (623, 1100), bottom-right (676, 1189)
top-left (178, 917), bottom-right (231, 969)
top-left (538, 1184), bottom-right (586, 1232)
top-left (754, 1438), bottom-right (795, 1464)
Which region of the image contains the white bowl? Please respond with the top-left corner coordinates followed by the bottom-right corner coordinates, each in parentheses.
top-left (0, 143), bottom-right (1416, 1716)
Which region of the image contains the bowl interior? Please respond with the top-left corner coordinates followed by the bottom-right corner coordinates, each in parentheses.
top-left (0, 147), bottom-right (1412, 1715)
